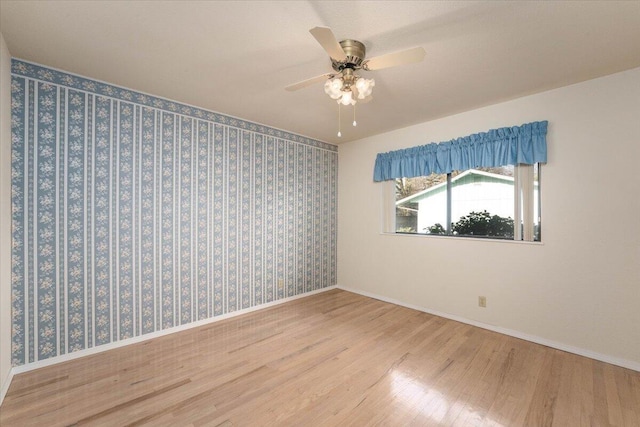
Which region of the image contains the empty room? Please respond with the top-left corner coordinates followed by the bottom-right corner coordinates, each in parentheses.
top-left (0, 1), bottom-right (639, 426)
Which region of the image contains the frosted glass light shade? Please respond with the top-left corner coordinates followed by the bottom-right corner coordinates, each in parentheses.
top-left (355, 78), bottom-right (375, 99)
top-left (338, 90), bottom-right (355, 106)
top-left (325, 76), bottom-right (373, 105)
top-left (324, 78), bottom-right (344, 99)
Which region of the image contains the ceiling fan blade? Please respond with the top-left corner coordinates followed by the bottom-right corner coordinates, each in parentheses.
top-left (285, 73), bottom-right (333, 91)
top-left (359, 95), bottom-right (373, 104)
top-left (309, 26), bottom-right (347, 62)
top-left (364, 47), bottom-right (426, 71)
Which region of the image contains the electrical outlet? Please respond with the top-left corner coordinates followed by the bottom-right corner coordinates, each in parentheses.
top-left (278, 279), bottom-right (284, 289)
top-left (478, 296), bottom-right (487, 308)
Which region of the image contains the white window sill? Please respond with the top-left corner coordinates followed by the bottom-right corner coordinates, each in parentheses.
top-left (380, 232), bottom-right (544, 245)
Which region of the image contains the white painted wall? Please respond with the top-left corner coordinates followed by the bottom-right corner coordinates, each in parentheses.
top-left (338, 68), bottom-right (640, 367)
top-left (0, 33), bottom-right (13, 398)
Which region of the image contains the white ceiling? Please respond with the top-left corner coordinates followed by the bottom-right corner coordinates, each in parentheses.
top-left (1, 1), bottom-right (639, 144)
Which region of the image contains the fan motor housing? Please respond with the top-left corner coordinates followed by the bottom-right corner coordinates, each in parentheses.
top-left (332, 39), bottom-right (366, 71)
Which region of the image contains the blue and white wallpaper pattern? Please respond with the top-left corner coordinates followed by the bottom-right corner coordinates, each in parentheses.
top-left (10, 59), bottom-right (337, 366)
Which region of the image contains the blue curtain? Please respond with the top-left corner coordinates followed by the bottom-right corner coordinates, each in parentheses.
top-left (373, 121), bottom-right (547, 182)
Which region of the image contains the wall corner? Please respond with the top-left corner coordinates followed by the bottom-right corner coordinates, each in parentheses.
top-left (0, 32), bottom-right (13, 404)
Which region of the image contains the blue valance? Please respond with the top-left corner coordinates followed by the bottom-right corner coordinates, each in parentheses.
top-left (373, 121), bottom-right (548, 182)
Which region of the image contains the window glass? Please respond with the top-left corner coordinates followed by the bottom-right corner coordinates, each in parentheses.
top-left (395, 173), bottom-right (447, 233)
top-left (392, 164), bottom-right (540, 241)
top-left (451, 166), bottom-right (514, 239)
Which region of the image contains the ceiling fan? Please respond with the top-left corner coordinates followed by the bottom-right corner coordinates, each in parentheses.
top-left (286, 26), bottom-right (426, 107)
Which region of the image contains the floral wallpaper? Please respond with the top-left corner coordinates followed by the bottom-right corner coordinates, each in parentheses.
top-left (10, 59), bottom-right (337, 365)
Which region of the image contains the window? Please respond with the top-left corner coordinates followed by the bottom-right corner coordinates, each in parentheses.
top-left (374, 121), bottom-right (547, 241)
top-left (394, 164), bottom-right (541, 241)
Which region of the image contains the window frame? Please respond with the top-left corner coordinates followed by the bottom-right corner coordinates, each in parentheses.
top-left (385, 163), bottom-right (541, 242)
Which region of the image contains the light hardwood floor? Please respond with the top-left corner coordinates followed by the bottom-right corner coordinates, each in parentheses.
top-left (1, 289), bottom-right (639, 426)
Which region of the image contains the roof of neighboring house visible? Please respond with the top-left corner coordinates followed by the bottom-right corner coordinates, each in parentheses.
top-left (395, 169), bottom-right (515, 206)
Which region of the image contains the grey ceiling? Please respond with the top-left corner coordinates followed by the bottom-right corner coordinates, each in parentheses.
top-left (1, 1), bottom-right (639, 144)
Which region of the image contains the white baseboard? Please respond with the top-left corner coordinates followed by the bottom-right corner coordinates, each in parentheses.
top-left (337, 285), bottom-right (640, 373)
top-left (8, 286), bottom-right (336, 380)
top-left (4, 282), bottom-right (634, 408)
top-left (0, 368), bottom-right (14, 407)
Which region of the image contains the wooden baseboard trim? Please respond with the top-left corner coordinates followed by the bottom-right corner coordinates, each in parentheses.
top-left (337, 285), bottom-right (640, 373)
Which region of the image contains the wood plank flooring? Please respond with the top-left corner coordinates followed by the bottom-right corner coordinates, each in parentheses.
top-left (1, 289), bottom-right (639, 426)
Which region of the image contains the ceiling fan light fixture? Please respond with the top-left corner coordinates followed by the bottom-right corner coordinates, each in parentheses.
top-left (325, 74), bottom-right (375, 105)
top-left (287, 27), bottom-right (426, 139)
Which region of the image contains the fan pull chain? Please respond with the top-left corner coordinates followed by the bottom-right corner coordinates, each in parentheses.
top-left (352, 103), bottom-right (357, 127)
top-left (337, 103), bottom-right (342, 137)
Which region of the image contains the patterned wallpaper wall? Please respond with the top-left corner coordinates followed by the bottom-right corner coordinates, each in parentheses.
top-left (10, 60), bottom-right (337, 366)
